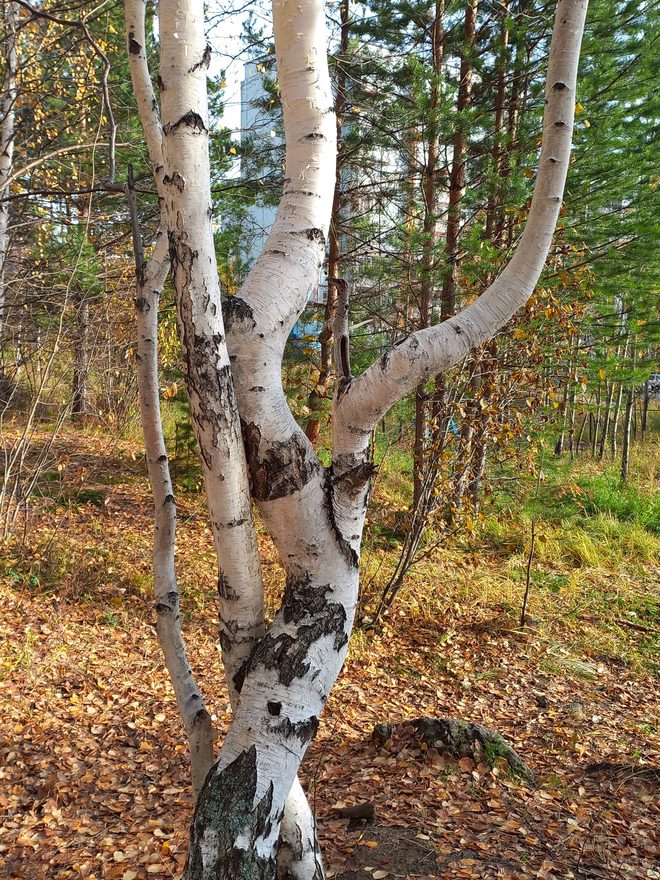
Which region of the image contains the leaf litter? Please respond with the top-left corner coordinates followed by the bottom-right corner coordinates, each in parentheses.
top-left (0, 428), bottom-right (658, 879)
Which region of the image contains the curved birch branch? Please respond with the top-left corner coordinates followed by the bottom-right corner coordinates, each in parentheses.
top-left (333, 0), bottom-right (589, 459)
top-left (125, 0), bottom-right (324, 871)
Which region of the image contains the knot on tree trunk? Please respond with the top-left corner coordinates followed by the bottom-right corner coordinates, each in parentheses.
top-left (372, 717), bottom-right (535, 784)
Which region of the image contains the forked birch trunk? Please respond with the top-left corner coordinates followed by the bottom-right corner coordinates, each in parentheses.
top-left (127, 0), bottom-right (588, 875)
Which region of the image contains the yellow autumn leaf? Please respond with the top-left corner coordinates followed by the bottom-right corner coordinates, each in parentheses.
top-left (229, 146), bottom-right (237, 155)
top-left (599, 368), bottom-right (605, 381)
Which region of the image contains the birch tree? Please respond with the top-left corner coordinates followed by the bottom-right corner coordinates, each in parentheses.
top-left (0, 0), bottom-right (18, 342)
top-left (126, 0), bottom-right (589, 876)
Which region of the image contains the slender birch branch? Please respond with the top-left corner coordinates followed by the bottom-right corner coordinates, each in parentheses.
top-left (126, 172), bottom-right (214, 802)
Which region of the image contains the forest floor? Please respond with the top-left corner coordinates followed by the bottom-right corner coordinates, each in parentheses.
top-left (0, 423), bottom-right (658, 880)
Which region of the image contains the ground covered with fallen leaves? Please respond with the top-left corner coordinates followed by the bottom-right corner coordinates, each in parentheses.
top-left (1, 427), bottom-right (658, 879)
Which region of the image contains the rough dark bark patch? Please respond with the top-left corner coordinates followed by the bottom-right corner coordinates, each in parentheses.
top-left (163, 110), bottom-right (207, 135)
top-left (325, 470), bottom-right (360, 568)
top-left (270, 714), bottom-right (319, 745)
top-left (234, 576), bottom-right (348, 692)
top-left (169, 231), bottom-right (240, 469)
top-left (222, 296), bottom-right (256, 332)
top-left (218, 573), bottom-right (240, 602)
top-left (163, 171), bottom-right (185, 191)
top-left (292, 227), bottom-right (326, 246)
top-left (241, 422), bottom-right (320, 502)
top-left (128, 33), bottom-right (141, 55)
top-left (185, 747), bottom-right (275, 880)
top-left (189, 44), bottom-right (212, 73)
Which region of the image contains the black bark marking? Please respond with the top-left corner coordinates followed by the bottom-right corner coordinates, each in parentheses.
top-left (163, 110), bottom-right (207, 135)
top-left (271, 715), bottom-right (319, 745)
top-left (134, 297), bottom-right (150, 314)
top-left (157, 74), bottom-right (164, 92)
top-left (170, 230), bottom-right (239, 468)
top-left (189, 43), bottom-right (212, 73)
top-left (241, 422), bottom-right (321, 502)
top-left (222, 296), bottom-right (256, 332)
top-left (335, 461), bottom-right (376, 496)
top-left (218, 573), bottom-right (240, 602)
top-left (453, 324), bottom-right (463, 335)
top-left (554, 120), bottom-right (567, 127)
top-left (340, 336), bottom-right (351, 379)
top-left (219, 628), bottom-right (233, 655)
top-left (324, 471), bottom-right (360, 568)
top-left (303, 132), bottom-right (326, 140)
top-left (185, 747), bottom-right (275, 880)
top-left (291, 227), bottom-right (326, 246)
top-left (163, 171), bottom-right (185, 191)
top-left (233, 575), bottom-right (348, 692)
top-left (552, 81), bottom-right (567, 90)
top-left (128, 32), bottom-right (141, 55)
top-left (267, 701), bottom-right (281, 716)
top-left (283, 189), bottom-right (319, 198)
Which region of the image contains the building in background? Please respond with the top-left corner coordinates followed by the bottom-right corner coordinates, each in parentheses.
top-left (239, 62), bottom-right (326, 312)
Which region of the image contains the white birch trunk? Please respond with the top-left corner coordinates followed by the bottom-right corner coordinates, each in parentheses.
top-left (0, 0), bottom-right (18, 340)
top-left (146, 0), bottom-right (324, 874)
top-left (156, 0), bottom-right (266, 697)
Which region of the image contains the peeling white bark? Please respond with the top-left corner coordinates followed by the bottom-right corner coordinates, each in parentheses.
top-left (0, 0), bottom-right (18, 339)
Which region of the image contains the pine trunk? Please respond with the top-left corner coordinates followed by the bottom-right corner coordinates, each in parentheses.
top-left (620, 385), bottom-right (634, 483)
